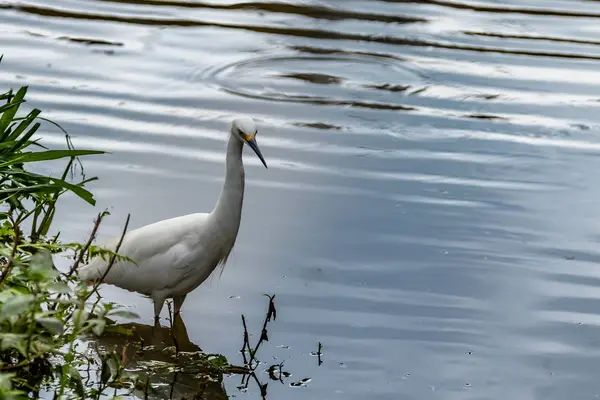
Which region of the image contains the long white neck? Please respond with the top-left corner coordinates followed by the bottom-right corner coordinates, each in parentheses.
top-left (210, 132), bottom-right (245, 235)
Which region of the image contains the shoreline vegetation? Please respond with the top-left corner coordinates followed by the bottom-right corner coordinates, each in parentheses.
top-left (0, 56), bottom-right (284, 399)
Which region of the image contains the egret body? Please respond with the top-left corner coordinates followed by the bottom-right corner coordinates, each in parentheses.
top-left (77, 118), bottom-right (267, 325)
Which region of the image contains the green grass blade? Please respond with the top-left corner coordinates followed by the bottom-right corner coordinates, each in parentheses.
top-left (17, 171), bottom-right (98, 205)
top-left (47, 178), bottom-right (97, 205)
top-left (10, 121), bottom-right (40, 153)
top-left (0, 183), bottom-right (63, 195)
top-left (37, 204), bottom-right (56, 237)
top-left (0, 100), bottom-right (24, 116)
top-left (0, 149), bottom-right (105, 167)
top-left (52, 178), bottom-right (96, 206)
top-left (5, 109), bottom-right (41, 144)
top-left (0, 140), bottom-right (28, 152)
top-left (0, 86), bottom-right (27, 134)
top-left (0, 175), bottom-right (96, 206)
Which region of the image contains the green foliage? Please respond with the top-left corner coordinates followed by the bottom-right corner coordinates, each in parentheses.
top-left (0, 56), bottom-right (146, 399)
top-left (0, 76), bottom-right (106, 248)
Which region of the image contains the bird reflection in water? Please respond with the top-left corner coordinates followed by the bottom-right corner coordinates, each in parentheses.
top-left (93, 306), bottom-right (227, 399)
top-left (88, 294), bottom-right (295, 399)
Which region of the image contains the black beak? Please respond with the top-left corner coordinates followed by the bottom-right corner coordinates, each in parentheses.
top-left (246, 137), bottom-right (267, 168)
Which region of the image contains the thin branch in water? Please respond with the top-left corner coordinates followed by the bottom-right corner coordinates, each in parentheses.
top-left (236, 295), bottom-right (280, 398)
top-left (251, 294), bottom-right (276, 358)
top-left (85, 213), bottom-right (130, 302)
top-left (240, 314), bottom-right (250, 365)
top-left (317, 342), bottom-right (323, 366)
top-left (67, 211), bottom-right (106, 278)
top-left (51, 211), bottom-right (107, 312)
top-left (240, 295), bottom-right (276, 370)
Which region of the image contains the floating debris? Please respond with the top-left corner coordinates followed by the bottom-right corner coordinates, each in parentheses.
top-left (290, 378), bottom-right (312, 387)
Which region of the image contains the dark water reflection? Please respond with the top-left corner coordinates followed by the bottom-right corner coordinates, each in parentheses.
top-left (4, 0), bottom-right (600, 399)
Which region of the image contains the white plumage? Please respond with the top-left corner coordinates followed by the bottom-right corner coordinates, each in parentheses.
top-left (77, 118), bottom-right (267, 325)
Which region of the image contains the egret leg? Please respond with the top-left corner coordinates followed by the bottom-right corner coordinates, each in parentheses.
top-left (173, 295), bottom-right (186, 318)
top-left (153, 297), bottom-right (166, 327)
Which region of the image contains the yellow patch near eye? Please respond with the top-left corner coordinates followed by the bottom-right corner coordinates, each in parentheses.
top-left (242, 133), bottom-right (255, 141)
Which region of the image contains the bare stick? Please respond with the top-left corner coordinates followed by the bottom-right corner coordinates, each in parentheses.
top-left (67, 211), bottom-right (106, 278)
top-left (85, 214), bottom-right (130, 302)
top-left (52, 212), bottom-right (108, 311)
top-left (240, 314), bottom-right (250, 365)
top-left (251, 294), bottom-right (276, 358)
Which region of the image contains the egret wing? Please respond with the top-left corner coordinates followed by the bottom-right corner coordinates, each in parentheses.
top-left (78, 213), bottom-right (209, 294)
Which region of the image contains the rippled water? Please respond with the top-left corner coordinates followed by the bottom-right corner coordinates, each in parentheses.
top-left (4, 0), bottom-right (600, 398)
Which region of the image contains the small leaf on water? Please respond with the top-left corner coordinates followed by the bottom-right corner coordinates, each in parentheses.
top-left (0, 333), bottom-right (29, 355)
top-left (91, 319), bottom-right (106, 336)
top-left (68, 366), bottom-right (85, 398)
top-left (0, 372), bottom-right (15, 391)
top-left (207, 354), bottom-right (228, 368)
top-left (28, 250), bottom-right (58, 281)
top-left (50, 297), bottom-right (78, 305)
top-left (289, 377), bottom-right (312, 387)
top-left (36, 316), bottom-right (64, 335)
top-left (0, 294), bottom-right (35, 319)
top-left (107, 357), bottom-right (118, 378)
top-left (33, 340), bottom-right (54, 354)
top-left (103, 324), bottom-right (134, 337)
top-left (47, 282), bottom-right (71, 294)
top-left (100, 359), bottom-right (111, 385)
top-left (109, 310), bottom-right (139, 319)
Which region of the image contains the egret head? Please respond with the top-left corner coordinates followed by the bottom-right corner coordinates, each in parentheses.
top-left (231, 118), bottom-right (267, 168)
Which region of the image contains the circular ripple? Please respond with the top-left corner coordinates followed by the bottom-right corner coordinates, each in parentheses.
top-left (195, 53), bottom-right (424, 108)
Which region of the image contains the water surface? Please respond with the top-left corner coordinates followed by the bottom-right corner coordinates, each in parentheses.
top-left (3, 0), bottom-right (600, 399)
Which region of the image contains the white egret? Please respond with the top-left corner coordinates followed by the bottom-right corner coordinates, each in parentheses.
top-left (77, 117), bottom-right (267, 325)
